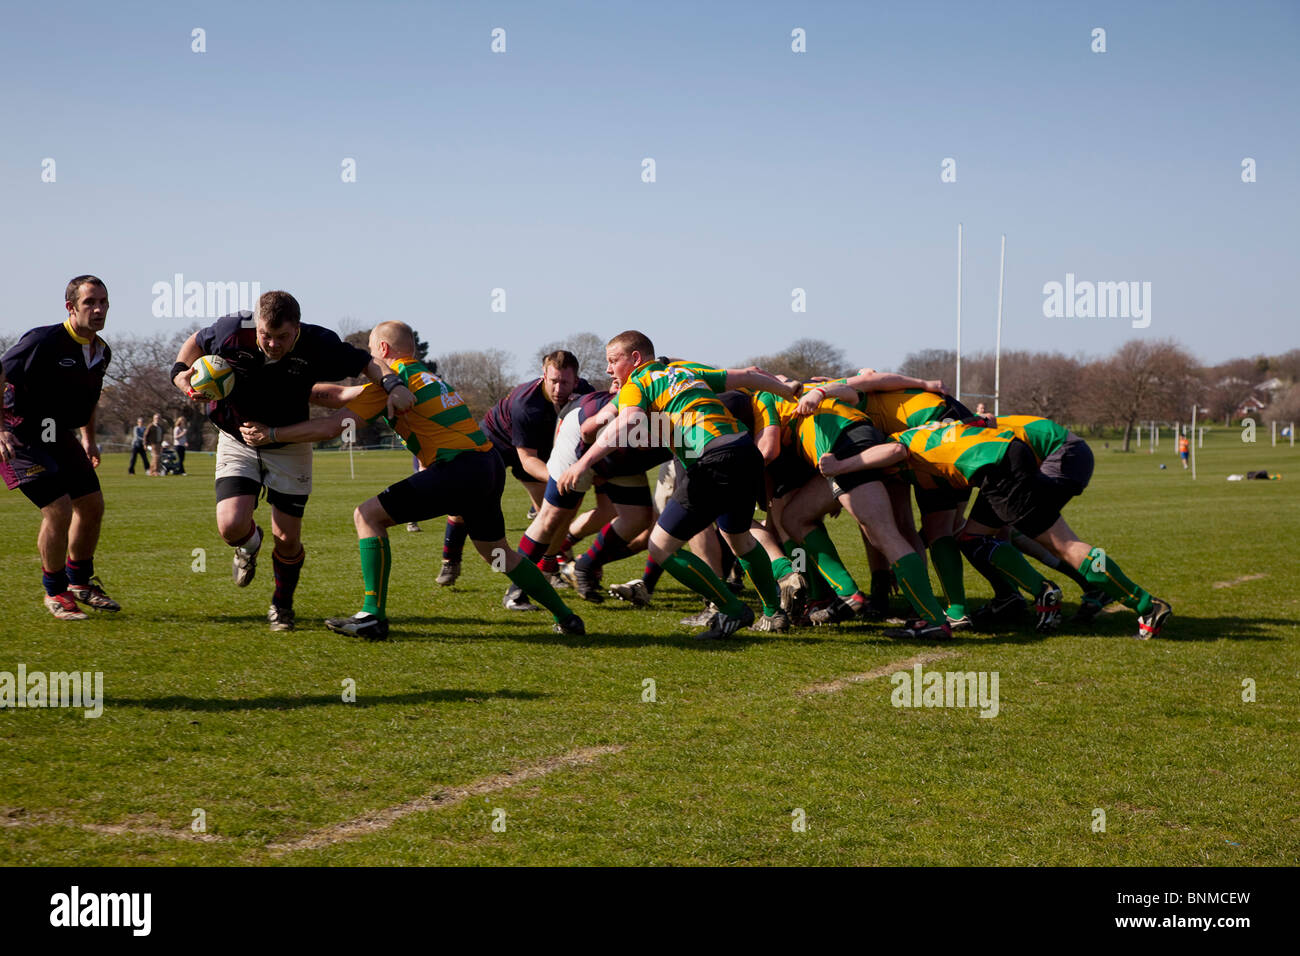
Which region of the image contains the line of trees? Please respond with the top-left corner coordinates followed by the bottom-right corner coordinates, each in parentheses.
top-left (899, 342), bottom-right (1300, 451)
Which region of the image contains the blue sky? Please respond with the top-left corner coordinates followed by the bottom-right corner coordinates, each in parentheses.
top-left (2, 0), bottom-right (1296, 375)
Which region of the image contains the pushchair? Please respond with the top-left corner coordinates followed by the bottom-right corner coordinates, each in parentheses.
top-left (158, 443), bottom-right (185, 476)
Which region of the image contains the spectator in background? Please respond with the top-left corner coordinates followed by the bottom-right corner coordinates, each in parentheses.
top-left (173, 415), bottom-right (189, 475)
top-left (146, 412), bottom-right (164, 476)
top-left (128, 416), bottom-right (149, 474)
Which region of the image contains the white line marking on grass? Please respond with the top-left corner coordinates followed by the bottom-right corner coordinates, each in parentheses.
top-left (1, 809), bottom-right (231, 843)
top-left (797, 649), bottom-right (959, 696)
top-left (1212, 573), bottom-right (1268, 589)
top-left (266, 744), bottom-right (625, 855)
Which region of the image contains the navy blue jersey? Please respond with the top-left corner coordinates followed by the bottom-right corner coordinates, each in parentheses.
top-left (482, 376), bottom-right (594, 460)
top-left (1, 321), bottom-right (111, 440)
top-left (194, 312), bottom-right (370, 445)
top-left (569, 388), bottom-right (672, 479)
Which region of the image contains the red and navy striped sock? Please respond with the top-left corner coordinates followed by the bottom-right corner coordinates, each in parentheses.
top-left (66, 557), bottom-right (93, 587)
top-left (517, 533), bottom-right (546, 565)
top-left (577, 523), bottom-right (629, 572)
top-left (42, 567), bottom-right (69, 597)
top-left (539, 553), bottom-right (560, 574)
top-left (642, 557), bottom-right (665, 595)
top-left (560, 532), bottom-right (580, 554)
top-left (442, 520), bottom-right (468, 561)
top-left (272, 547), bottom-right (305, 609)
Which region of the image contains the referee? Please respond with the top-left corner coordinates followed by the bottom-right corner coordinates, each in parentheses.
top-left (0, 275), bottom-right (121, 620)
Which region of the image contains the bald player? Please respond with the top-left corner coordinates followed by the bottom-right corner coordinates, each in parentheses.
top-left (241, 321), bottom-right (584, 639)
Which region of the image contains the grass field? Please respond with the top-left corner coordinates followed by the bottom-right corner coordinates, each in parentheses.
top-left (1, 430), bottom-right (1297, 866)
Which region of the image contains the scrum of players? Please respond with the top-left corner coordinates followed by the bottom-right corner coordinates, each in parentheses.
top-left (2, 280), bottom-right (1171, 641)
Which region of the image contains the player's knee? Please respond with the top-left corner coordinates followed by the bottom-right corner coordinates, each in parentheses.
top-left (41, 494), bottom-right (74, 524)
top-left (72, 491), bottom-right (104, 521)
top-left (355, 497), bottom-right (393, 530)
top-left (957, 530), bottom-right (999, 565)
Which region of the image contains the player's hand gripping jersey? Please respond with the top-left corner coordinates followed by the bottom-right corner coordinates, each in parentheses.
top-left (611, 361), bottom-right (747, 465)
top-left (344, 357), bottom-right (492, 465)
top-left (817, 382), bottom-right (971, 435)
top-left (774, 388), bottom-right (877, 468)
top-left (985, 415), bottom-right (1071, 462)
top-left (892, 420), bottom-right (1018, 489)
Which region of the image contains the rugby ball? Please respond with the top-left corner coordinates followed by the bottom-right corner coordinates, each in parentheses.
top-left (190, 354), bottom-right (236, 400)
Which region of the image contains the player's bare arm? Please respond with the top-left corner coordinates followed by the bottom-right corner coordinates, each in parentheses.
top-left (723, 367), bottom-right (798, 400)
top-left (360, 357), bottom-right (416, 417)
top-left (819, 442), bottom-right (906, 478)
top-left (558, 405), bottom-right (639, 494)
top-left (844, 369), bottom-right (945, 394)
top-left (82, 405), bottom-right (101, 468)
top-left (311, 382), bottom-right (367, 408)
top-left (0, 369), bottom-right (15, 463)
top-left (240, 408), bottom-right (363, 447)
top-left (171, 332), bottom-right (210, 403)
top-left (796, 383), bottom-right (858, 416)
top-left (755, 423), bottom-right (781, 464)
top-left (579, 401), bottom-right (618, 443)
top-left (516, 446), bottom-right (550, 484)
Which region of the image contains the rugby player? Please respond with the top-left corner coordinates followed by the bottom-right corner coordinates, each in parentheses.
top-left (826, 420), bottom-right (1172, 638)
top-left (440, 351), bottom-right (593, 609)
top-left (970, 414), bottom-right (1112, 624)
top-left (0, 276), bottom-right (120, 619)
top-left (803, 375), bottom-right (967, 618)
top-left (171, 292), bottom-right (416, 632)
top-left (548, 382), bottom-right (670, 603)
top-left (774, 387), bottom-right (953, 636)
top-left (557, 332), bottom-right (798, 637)
top-left (240, 321), bottom-right (583, 639)
top-left (603, 386), bottom-right (784, 612)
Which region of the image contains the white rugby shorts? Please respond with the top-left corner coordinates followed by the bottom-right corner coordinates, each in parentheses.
top-left (215, 430), bottom-right (314, 497)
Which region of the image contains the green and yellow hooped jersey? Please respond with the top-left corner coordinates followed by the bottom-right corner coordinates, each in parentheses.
top-left (991, 415), bottom-right (1070, 463)
top-left (858, 388), bottom-right (955, 434)
top-left (892, 420), bottom-right (1016, 488)
top-left (613, 361), bottom-right (745, 465)
top-left (775, 386), bottom-right (871, 466)
top-left (346, 357), bottom-right (491, 465)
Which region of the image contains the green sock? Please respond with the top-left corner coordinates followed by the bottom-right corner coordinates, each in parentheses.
top-left (891, 552), bottom-right (947, 627)
top-left (359, 536), bottom-right (391, 618)
top-left (661, 550), bottom-right (744, 614)
top-left (1011, 531), bottom-right (1090, 591)
top-left (802, 525), bottom-right (858, 598)
top-left (988, 541), bottom-right (1047, 594)
top-left (736, 543), bottom-right (780, 615)
top-left (771, 555), bottom-right (793, 580)
top-left (929, 535), bottom-right (966, 619)
top-left (507, 559), bottom-right (574, 621)
top-left (1077, 548), bottom-right (1152, 614)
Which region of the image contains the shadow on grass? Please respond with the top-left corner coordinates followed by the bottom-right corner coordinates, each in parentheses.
top-left (391, 615), bottom-right (829, 650)
top-left (110, 688), bottom-right (549, 712)
top-left (1100, 613), bottom-right (1290, 643)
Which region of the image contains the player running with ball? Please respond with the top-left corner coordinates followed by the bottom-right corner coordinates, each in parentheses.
top-left (240, 321), bottom-right (585, 639)
top-left (172, 292), bottom-right (416, 632)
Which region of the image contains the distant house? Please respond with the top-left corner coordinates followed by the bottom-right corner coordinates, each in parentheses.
top-left (1235, 395), bottom-right (1267, 419)
top-left (1256, 376), bottom-right (1287, 394)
